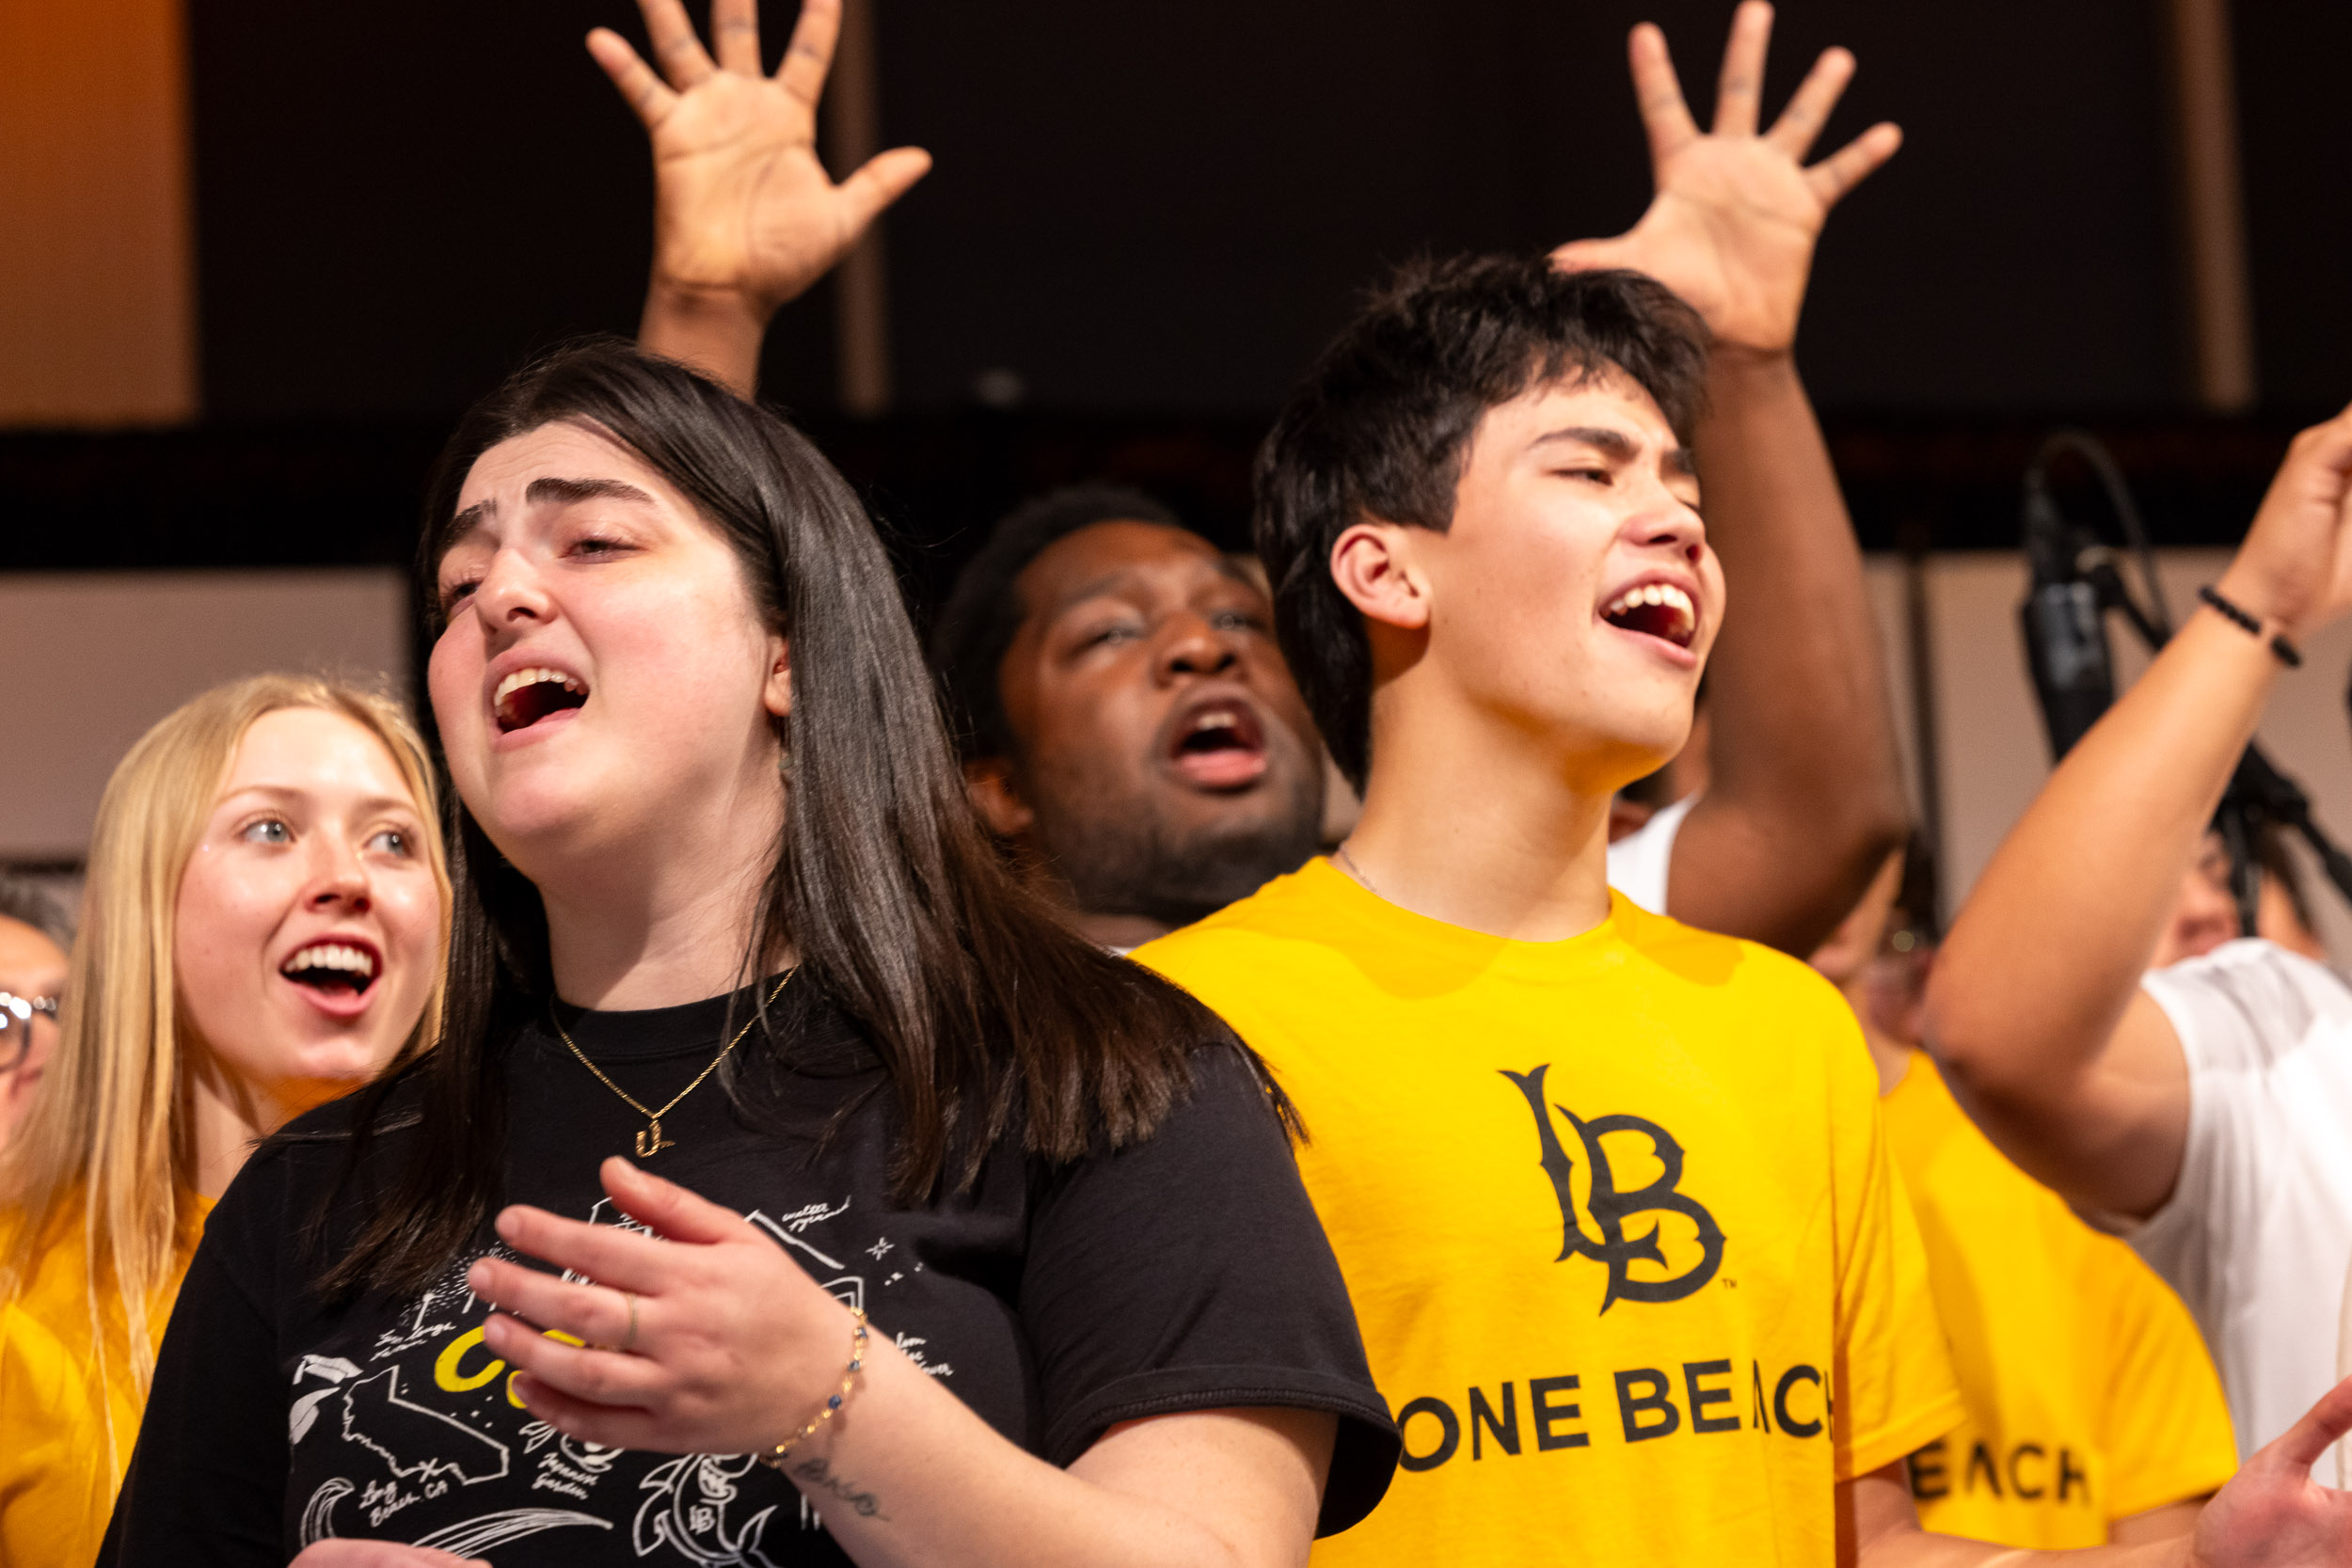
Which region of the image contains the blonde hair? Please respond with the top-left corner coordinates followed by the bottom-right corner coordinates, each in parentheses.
top-left (0, 674), bottom-right (450, 1415)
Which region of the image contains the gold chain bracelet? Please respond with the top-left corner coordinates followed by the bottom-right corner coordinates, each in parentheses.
top-left (756, 1307), bottom-right (869, 1472)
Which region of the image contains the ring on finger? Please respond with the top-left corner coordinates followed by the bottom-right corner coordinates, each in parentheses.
top-left (619, 1288), bottom-right (640, 1353)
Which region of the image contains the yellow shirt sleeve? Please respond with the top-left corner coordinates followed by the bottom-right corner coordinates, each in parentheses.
top-left (0, 1192), bottom-right (209, 1568)
top-left (0, 1307), bottom-right (144, 1568)
top-left (2095, 1238), bottom-right (2240, 1518)
top-left (1825, 1028), bottom-right (1964, 1482)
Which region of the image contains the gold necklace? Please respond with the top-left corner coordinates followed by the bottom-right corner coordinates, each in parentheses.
top-left (551, 971), bottom-right (794, 1158)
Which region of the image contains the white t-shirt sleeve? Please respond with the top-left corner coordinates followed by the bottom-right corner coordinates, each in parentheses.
top-left (1605, 793), bottom-right (1696, 916)
top-left (2131, 939), bottom-right (2352, 1457)
top-left (2132, 945), bottom-right (2285, 1321)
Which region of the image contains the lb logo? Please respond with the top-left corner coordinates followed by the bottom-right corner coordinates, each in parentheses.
top-left (1502, 1064), bottom-right (1725, 1312)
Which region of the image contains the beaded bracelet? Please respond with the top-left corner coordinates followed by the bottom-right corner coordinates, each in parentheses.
top-left (2199, 584), bottom-right (2303, 668)
top-left (756, 1307), bottom-right (868, 1472)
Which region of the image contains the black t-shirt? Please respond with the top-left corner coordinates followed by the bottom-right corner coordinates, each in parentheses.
top-left (103, 982), bottom-right (1396, 1565)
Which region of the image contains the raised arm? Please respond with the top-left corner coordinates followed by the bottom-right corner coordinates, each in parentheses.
top-left (592, 0), bottom-right (931, 396)
top-left (1554, 2), bottom-right (1907, 954)
top-left (1925, 407), bottom-right (2352, 1218)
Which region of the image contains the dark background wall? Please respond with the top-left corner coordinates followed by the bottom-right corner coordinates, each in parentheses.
top-left (2233, 2), bottom-right (2352, 412)
top-left (12, 0), bottom-right (2341, 582)
top-left (185, 0), bottom-right (2214, 423)
top-left (881, 0), bottom-right (2185, 416)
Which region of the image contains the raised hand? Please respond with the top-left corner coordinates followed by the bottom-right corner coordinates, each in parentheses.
top-left (1551, 1), bottom-right (1899, 355)
top-left (2188, 1375), bottom-right (2352, 1567)
top-left (2217, 402), bottom-right (2352, 641)
top-left (591, 0), bottom-right (931, 331)
top-left (467, 1157), bottom-right (859, 1455)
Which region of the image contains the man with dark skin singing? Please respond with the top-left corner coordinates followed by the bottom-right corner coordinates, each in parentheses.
top-left (613, 0), bottom-right (1906, 956)
top-left (925, 487), bottom-right (1327, 948)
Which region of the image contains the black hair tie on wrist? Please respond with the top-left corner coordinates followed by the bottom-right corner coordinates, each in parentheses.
top-left (2199, 584), bottom-right (2303, 668)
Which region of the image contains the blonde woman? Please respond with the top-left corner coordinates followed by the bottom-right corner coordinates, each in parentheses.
top-left (0, 674), bottom-right (449, 1566)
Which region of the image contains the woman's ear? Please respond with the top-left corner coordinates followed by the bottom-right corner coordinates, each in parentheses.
top-left (1329, 521), bottom-right (1431, 631)
top-left (762, 637), bottom-right (792, 720)
top-left (962, 759), bottom-right (1034, 839)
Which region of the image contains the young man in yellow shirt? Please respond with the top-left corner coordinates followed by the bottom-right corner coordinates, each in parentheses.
top-left (603, 0), bottom-right (1910, 969)
top-left (1813, 852), bottom-right (2238, 1547)
top-left (1139, 7), bottom-right (2352, 1562)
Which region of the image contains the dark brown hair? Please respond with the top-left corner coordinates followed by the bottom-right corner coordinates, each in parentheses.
top-left (1254, 256), bottom-right (1709, 790)
top-left (326, 341), bottom-right (1254, 1297)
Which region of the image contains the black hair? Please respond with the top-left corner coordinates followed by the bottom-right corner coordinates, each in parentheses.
top-left (0, 873), bottom-right (72, 952)
top-left (1254, 256), bottom-right (1710, 790)
top-left (929, 484), bottom-right (1188, 761)
top-left (326, 342), bottom-right (1256, 1298)
top-left (2255, 822), bottom-right (2316, 939)
top-left (1893, 827), bottom-right (1944, 946)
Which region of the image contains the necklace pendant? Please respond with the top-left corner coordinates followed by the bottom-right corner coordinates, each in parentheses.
top-left (636, 1118), bottom-right (676, 1158)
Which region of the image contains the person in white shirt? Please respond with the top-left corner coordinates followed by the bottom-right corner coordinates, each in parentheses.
top-left (1927, 403), bottom-right (2352, 1459)
top-left (2137, 940), bottom-right (2352, 1461)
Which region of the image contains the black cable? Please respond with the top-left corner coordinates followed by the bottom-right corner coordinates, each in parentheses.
top-left (2024, 429), bottom-right (2352, 929)
top-left (2031, 430), bottom-right (2175, 638)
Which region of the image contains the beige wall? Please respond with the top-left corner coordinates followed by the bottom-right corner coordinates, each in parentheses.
top-left (1, 572), bottom-right (411, 871)
top-left (0, 0), bottom-right (199, 424)
top-left (1867, 550), bottom-right (2352, 968)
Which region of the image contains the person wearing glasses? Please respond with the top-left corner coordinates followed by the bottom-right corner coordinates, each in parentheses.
top-left (0, 874), bottom-right (72, 1149)
top-left (0, 675), bottom-right (451, 1568)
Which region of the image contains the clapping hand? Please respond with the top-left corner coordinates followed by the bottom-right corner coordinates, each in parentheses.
top-left (287, 1544), bottom-right (485, 1566)
top-left (591, 0), bottom-right (930, 331)
top-left (466, 1157), bottom-right (860, 1456)
top-left (1551, 1), bottom-right (1899, 355)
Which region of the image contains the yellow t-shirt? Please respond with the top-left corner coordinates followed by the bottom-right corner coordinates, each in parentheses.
top-left (1136, 863), bottom-right (1962, 1565)
top-left (0, 1189), bottom-right (211, 1568)
top-left (1882, 1052), bottom-right (2237, 1545)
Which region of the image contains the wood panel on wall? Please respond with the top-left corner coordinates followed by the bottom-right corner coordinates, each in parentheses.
top-left (0, 0), bottom-right (198, 426)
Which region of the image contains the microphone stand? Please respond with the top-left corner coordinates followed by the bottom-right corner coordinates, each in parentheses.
top-left (2224, 748), bottom-right (2352, 914)
top-left (2080, 556), bottom-right (2352, 927)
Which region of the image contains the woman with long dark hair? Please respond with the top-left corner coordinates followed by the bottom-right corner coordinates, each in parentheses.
top-left (101, 341), bottom-right (1394, 1567)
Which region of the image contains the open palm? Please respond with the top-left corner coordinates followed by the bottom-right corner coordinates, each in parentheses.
top-left (1552, 2), bottom-right (1899, 354)
top-left (2188, 1376), bottom-right (2352, 1568)
top-left (590, 0), bottom-right (930, 320)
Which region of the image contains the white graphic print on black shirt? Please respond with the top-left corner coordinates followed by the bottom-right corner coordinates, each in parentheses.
top-left (285, 1193), bottom-right (894, 1561)
top-left (103, 984), bottom-right (1397, 1567)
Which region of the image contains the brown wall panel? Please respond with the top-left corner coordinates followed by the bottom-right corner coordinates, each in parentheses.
top-left (0, 0), bottom-right (198, 425)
